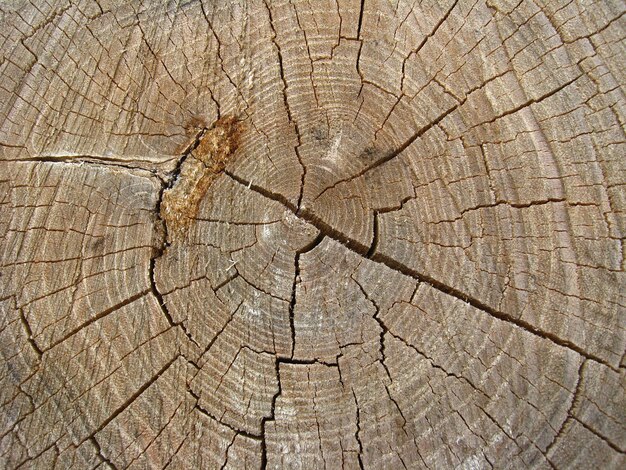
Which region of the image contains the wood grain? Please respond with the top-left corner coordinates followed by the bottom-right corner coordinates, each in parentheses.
top-left (1, 0), bottom-right (624, 468)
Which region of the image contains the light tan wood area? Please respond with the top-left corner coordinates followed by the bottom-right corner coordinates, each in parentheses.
top-left (1, 0), bottom-right (625, 468)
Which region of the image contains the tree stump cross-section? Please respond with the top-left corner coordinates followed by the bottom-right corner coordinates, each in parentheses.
top-left (1, 0), bottom-right (625, 468)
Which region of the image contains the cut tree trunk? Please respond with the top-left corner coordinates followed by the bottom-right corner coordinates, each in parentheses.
top-left (1, 0), bottom-right (625, 468)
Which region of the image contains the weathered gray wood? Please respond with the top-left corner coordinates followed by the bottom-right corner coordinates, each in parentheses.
top-left (1, 0), bottom-right (625, 468)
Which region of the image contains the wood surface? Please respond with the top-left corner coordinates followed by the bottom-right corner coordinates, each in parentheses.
top-left (1, 0), bottom-right (625, 468)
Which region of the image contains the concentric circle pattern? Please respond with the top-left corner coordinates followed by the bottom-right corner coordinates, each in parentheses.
top-left (1, 0), bottom-right (625, 468)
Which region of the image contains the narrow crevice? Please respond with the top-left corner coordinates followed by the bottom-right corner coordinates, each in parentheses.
top-left (289, 233), bottom-right (325, 359)
top-left (351, 279), bottom-right (422, 468)
top-left (475, 402), bottom-right (521, 451)
top-left (19, 309), bottom-right (43, 357)
top-left (205, 345), bottom-right (338, 469)
top-left (226, 170), bottom-right (297, 211)
top-left (300, 232), bottom-right (326, 254)
top-left (50, 444), bottom-right (60, 469)
top-left (213, 272), bottom-right (239, 293)
top-left (44, 290), bottom-right (150, 352)
top-left (199, 1), bottom-right (247, 112)
top-left (219, 434), bottom-right (238, 470)
top-left (372, 251), bottom-right (616, 370)
top-left (198, 301), bottom-right (242, 358)
top-left (13, 156), bottom-right (166, 180)
top-left (319, 64), bottom-right (568, 202)
top-left (481, 74), bottom-right (582, 126)
top-left (288, 255), bottom-right (300, 360)
top-left (181, 354), bottom-right (201, 372)
top-left (549, 362), bottom-right (625, 454)
top-left (227, 172), bottom-right (362, 257)
top-left (451, 407), bottom-right (493, 468)
top-left (187, 387), bottom-right (200, 403)
top-left (162, 127), bottom-right (208, 196)
top-left (279, 357), bottom-right (338, 367)
top-left (355, 40), bottom-right (365, 93)
top-left (367, 211), bottom-right (379, 257)
top-left (390, 329), bottom-right (483, 394)
top-left (235, 267), bottom-right (288, 303)
top-left (372, 253), bottom-right (615, 370)
top-left (135, 21), bottom-right (186, 97)
top-left (400, 0), bottom-right (459, 91)
top-left (368, 195), bottom-right (417, 257)
top-left (375, 194), bottom-right (416, 215)
top-left (85, 355), bottom-right (179, 443)
top-left (300, 208), bottom-right (370, 254)
top-left (296, 150), bottom-right (306, 212)
top-left (13, 444), bottom-right (57, 470)
top-left (259, 359), bottom-right (282, 469)
top-left (430, 198), bottom-right (568, 225)
top-left (161, 430), bottom-right (189, 470)
top-left (507, 198), bottom-right (566, 208)
top-left (350, 276), bottom-right (388, 379)
top-left (151, 131), bottom-right (195, 245)
top-left (352, 390), bottom-right (365, 469)
top-left (356, 0), bottom-right (366, 39)
top-left (263, 0), bottom-right (307, 212)
top-left (355, 276), bottom-right (449, 469)
top-left (20, 3), bottom-right (73, 43)
top-left (574, 417), bottom-right (626, 454)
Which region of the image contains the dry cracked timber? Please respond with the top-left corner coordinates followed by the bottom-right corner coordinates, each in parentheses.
top-left (0, 0), bottom-right (625, 468)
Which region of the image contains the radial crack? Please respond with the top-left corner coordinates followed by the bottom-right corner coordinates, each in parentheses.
top-left (44, 289), bottom-right (150, 352)
top-left (290, 233), bottom-right (325, 358)
top-left (226, 171), bottom-right (613, 369)
top-left (84, 355), bottom-right (180, 444)
top-left (19, 309), bottom-right (43, 357)
top-left (352, 389), bottom-right (365, 469)
top-left (263, 0), bottom-right (307, 211)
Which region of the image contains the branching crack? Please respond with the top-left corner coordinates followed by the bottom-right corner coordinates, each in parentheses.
top-left (149, 258), bottom-right (200, 350)
top-left (90, 436), bottom-right (119, 470)
top-left (574, 417), bottom-right (626, 454)
top-left (315, 102), bottom-right (459, 202)
top-left (260, 359), bottom-right (282, 469)
top-left (147, 122), bottom-right (236, 350)
top-left (190, 390), bottom-right (262, 441)
top-left (225, 172), bottom-right (613, 369)
top-left (317, 65), bottom-right (580, 203)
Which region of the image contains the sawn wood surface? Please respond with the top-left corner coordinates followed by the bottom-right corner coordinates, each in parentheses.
top-left (1, 0), bottom-right (625, 468)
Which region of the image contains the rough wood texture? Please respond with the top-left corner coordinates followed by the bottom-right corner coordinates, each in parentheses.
top-left (1, 0), bottom-right (625, 468)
